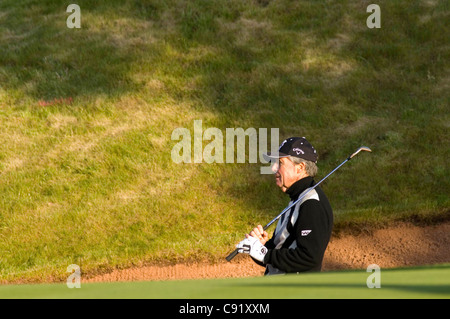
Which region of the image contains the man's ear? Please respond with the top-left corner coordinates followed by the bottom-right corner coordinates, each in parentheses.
top-left (296, 162), bottom-right (306, 174)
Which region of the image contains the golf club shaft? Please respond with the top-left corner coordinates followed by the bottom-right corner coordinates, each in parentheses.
top-left (226, 146), bottom-right (371, 262)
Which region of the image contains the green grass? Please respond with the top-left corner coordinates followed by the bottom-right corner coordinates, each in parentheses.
top-left (1, 264), bottom-right (449, 299)
top-left (0, 0), bottom-right (449, 282)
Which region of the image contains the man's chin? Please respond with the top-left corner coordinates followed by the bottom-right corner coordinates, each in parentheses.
top-left (275, 180), bottom-right (287, 192)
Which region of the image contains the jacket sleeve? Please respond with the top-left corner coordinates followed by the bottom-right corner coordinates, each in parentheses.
top-left (263, 199), bottom-right (332, 272)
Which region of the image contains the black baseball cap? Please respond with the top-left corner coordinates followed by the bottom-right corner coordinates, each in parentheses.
top-left (263, 137), bottom-right (318, 163)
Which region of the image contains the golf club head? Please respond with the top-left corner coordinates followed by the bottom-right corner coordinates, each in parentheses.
top-left (349, 146), bottom-right (372, 159)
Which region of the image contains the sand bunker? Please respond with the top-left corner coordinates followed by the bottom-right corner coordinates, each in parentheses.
top-left (86, 221), bottom-right (450, 282)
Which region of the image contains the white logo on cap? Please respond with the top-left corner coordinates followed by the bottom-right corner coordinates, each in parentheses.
top-left (292, 148), bottom-right (304, 155)
top-left (279, 139), bottom-right (287, 150)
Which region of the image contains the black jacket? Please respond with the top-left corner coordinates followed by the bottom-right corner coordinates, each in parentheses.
top-left (261, 176), bottom-right (333, 274)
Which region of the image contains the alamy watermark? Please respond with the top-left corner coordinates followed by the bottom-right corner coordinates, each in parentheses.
top-left (66, 4), bottom-right (81, 28)
top-left (366, 264), bottom-right (381, 288)
top-left (366, 4), bottom-right (381, 29)
top-left (67, 264), bottom-right (81, 288)
top-left (171, 120), bottom-right (280, 174)
top-left (64, 4), bottom-right (379, 30)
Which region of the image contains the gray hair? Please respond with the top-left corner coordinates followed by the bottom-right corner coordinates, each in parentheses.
top-left (288, 156), bottom-right (318, 177)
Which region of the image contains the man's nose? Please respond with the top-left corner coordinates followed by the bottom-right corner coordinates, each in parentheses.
top-left (271, 161), bottom-right (279, 174)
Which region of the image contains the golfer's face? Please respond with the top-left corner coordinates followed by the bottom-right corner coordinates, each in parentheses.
top-left (272, 157), bottom-right (298, 191)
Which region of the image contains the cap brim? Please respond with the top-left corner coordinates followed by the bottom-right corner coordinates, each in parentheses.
top-left (262, 152), bottom-right (289, 162)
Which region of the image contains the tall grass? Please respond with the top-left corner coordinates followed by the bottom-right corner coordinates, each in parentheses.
top-left (0, 0), bottom-right (448, 282)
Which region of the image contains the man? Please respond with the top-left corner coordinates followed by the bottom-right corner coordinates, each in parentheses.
top-left (236, 137), bottom-right (333, 274)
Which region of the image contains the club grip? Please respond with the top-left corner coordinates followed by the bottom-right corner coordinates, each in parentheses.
top-left (226, 249), bottom-right (239, 262)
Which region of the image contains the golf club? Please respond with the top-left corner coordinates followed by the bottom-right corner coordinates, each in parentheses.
top-left (225, 146), bottom-right (372, 262)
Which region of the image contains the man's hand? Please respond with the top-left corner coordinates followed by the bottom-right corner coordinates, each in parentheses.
top-left (236, 235), bottom-right (268, 263)
top-left (249, 225), bottom-right (269, 245)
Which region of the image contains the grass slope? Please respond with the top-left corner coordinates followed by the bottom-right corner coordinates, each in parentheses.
top-left (0, 0), bottom-right (448, 282)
